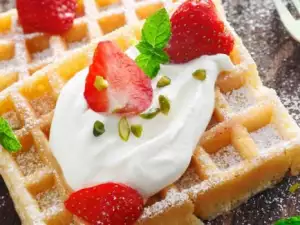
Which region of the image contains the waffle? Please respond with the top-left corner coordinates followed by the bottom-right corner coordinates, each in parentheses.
top-left (0, 0), bottom-right (173, 94)
top-left (1, 0), bottom-right (300, 224)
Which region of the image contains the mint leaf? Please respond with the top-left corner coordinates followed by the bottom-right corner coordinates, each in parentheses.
top-left (141, 8), bottom-right (171, 49)
top-left (136, 54), bottom-right (160, 79)
top-left (137, 42), bottom-right (169, 63)
top-left (274, 216), bottom-right (300, 225)
top-left (0, 117), bottom-right (21, 152)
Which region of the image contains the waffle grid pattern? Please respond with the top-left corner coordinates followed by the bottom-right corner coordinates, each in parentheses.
top-left (0, 0), bottom-right (300, 224)
top-left (0, 0), bottom-right (174, 94)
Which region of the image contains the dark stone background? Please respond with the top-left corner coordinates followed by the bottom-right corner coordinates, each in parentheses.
top-left (0, 0), bottom-right (300, 224)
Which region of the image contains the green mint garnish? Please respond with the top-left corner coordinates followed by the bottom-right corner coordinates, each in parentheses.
top-left (93, 121), bottom-right (105, 137)
top-left (131, 124), bottom-right (143, 138)
top-left (118, 117), bottom-right (130, 142)
top-left (159, 95), bottom-right (171, 115)
top-left (94, 76), bottom-right (108, 91)
top-left (274, 216), bottom-right (300, 225)
top-left (193, 69), bottom-right (207, 81)
top-left (135, 8), bottom-right (171, 79)
top-left (289, 183), bottom-right (300, 194)
top-left (0, 117), bottom-right (21, 152)
top-left (157, 75), bottom-right (171, 88)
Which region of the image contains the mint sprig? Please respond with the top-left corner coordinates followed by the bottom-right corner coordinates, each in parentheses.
top-left (136, 8), bottom-right (171, 78)
top-left (0, 117), bottom-right (21, 152)
top-left (274, 216), bottom-right (300, 225)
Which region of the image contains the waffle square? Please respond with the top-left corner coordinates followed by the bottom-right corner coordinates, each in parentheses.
top-left (0, 0), bottom-right (299, 224)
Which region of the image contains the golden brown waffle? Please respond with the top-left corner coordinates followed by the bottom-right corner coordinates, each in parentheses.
top-left (0, 0), bottom-right (300, 224)
top-left (0, 0), bottom-right (172, 93)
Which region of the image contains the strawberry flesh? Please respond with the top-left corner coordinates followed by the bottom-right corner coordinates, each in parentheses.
top-left (65, 183), bottom-right (144, 225)
top-left (17, 0), bottom-right (76, 34)
top-left (84, 41), bottom-right (153, 116)
top-left (165, 0), bottom-right (234, 63)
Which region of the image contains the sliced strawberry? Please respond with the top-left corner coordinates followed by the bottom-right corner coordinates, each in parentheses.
top-left (165, 0), bottom-right (234, 63)
top-left (16, 0), bottom-right (76, 34)
top-left (84, 41), bottom-right (153, 116)
top-left (65, 183), bottom-right (144, 225)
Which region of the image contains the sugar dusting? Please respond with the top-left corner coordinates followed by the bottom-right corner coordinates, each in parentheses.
top-left (211, 145), bottom-right (243, 170)
top-left (176, 168), bottom-right (202, 192)
top-left (35, 187), bottom-right (62, 212)
top-left (140, 188), bottom-right (189, 220)
top-left (250, 125), bottom-right (284, 152)
top-left (224, 87), bottom-right (255, 113)
top-left (15, 147), bottom-right (45, 177)
top-left (30, 95), bottom-right (56, 117)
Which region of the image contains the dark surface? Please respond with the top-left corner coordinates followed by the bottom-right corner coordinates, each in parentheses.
top-left (0, 0), bottom-right (300, 224)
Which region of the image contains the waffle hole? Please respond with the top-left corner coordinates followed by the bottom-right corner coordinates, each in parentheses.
top-left (35, 187), bottom-right (63, 212)
top-left (223, 87), bottom-right (255, 114)
top-left (19, 76), bottom-right (56, 117)
top-left (63, 22), bottom-right (89, 50)
top-left (98, 13), bottom-right (126, 34)
top-left (135, 2), bottom-right (163, 20)
top-left (210, 145), bottom-right (243, 170)
top-left (0, 13), bottom-right (12, 34)
top-left (0, 41), bottom-right (15, 61)
top-left (25, 34), bottom-right (53, 63)
top-left (0, 97), bottom-right (23, 130)
top-left (95, 0), bottom-right (121, 9)
top-left (76, 0), bottom-right (85, 17)
top-left (249, 124), bottom-right (284, 152)
top-left (12, 134), bottom-right (46, 177)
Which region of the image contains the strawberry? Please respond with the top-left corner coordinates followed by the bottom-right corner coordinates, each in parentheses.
top-left (165, 0), bottom-right (234, 63)
top-left (16, 0), bottom-right (76, 34)
top-left (65, 183), bottom-right (144, 225)
top-left (84, 41), bottom-right (153, 116)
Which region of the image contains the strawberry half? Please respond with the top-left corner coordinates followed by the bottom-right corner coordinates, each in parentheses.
top-left (165, 0), bottom-right (234, 63)
top-left (65, 183), bottom-right (144, 225)
top-left (84, 41), bottom-right (153, 116)
top-left (17, 0), bottom-right (76, 34)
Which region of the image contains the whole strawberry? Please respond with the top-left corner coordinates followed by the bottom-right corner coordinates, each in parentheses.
top-left (17, 0), bottom-right (76, 34)
top-left (165, 0), bottom-right (234, 63)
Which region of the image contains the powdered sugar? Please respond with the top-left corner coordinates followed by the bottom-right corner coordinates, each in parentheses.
top-left (224, 87), bottom-right (255, 114)
top-left (250, 125), bottom-right (284, 151)
top-left (211, 145), bottom-right (243, 170)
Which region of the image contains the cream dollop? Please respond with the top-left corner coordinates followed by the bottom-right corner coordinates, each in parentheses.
top-left (49, 47), bottom-right (233, 197)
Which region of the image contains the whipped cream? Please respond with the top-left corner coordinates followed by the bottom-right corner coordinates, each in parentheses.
top-left (49, 47), bottom-right (233, 197)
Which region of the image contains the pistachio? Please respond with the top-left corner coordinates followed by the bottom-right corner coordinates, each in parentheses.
top-left (159, 95), bottom-right (170, 115)
top-left (93, 121), bottom-right (105, 137)
top-left (289, 183), bottom-right (300, 193)
top-left (94, 76), bottom-right (108, 91)
top-left (192, 69), bottom-right (206, 81)
top-left (118, 117), bottom-right (130, 141)
top-left (131, 124), bottom-right (143, 138)
top-left (157, 75), bottom-right (171, 88)
top-left (140, 108), bottom-right (161, 119)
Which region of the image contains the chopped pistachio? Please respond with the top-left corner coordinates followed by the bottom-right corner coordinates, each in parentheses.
top-left (93, 121), bottom-right (105, 137)
top-left (192, 69), bottom-right (206, 81)
top-left (118, 117), bottom-right (130, 141)
top-left (289, 183), bottom-right (300, 193)
top-left (131, 124), bottom-right (143, 138)
top-left (94, 76), bottom-right (108, 91)
top-left (157, 75), bottom-right (171, 88)
top-left (159, 95), bottom-right (170, 115)
top-left (140, 108), bottom-right (161, 119)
